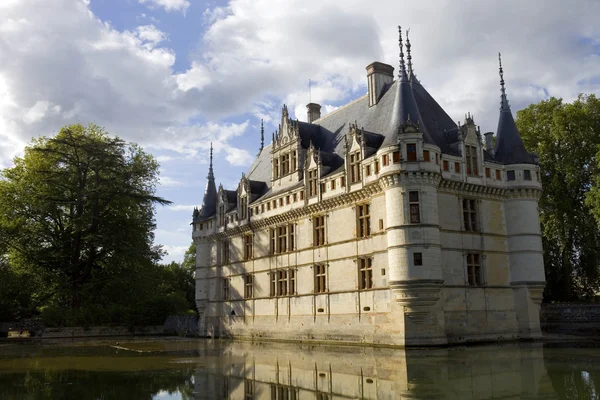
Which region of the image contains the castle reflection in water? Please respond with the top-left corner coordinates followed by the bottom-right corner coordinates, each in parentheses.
top-left (190, 340), bottom-right (597, 399)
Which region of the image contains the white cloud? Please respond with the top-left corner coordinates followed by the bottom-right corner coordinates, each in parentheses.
top-left (138, 0), bottom-right (190, 14)
top-left (167, 204), bottom-right (197, 212)
top-left (135, 24), bottom-right (167, 47)
top-left (159, 176), bottom-right (185, 187)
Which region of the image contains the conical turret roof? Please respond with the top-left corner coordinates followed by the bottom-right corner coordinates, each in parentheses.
top-left (196, 144), bottom-right (217, 220)
top-left (494, 53), bottom-right (535, 165)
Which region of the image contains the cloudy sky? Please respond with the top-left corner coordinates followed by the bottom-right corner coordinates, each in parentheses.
top-left (1, 0), bottom-right (599, 263)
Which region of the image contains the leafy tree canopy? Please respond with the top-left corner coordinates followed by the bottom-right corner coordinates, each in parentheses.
top-left (0, 124), bottom-right (171, 310)
top-left (517, 94), bottom-right (600, 301)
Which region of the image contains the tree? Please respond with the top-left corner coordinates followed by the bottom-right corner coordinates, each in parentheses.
top-left (0, 124), bottom-right (171, 310)
top-left (516, 94), bottom-right (600, 301)
top-left (181, 242), bottom-right (196, 272)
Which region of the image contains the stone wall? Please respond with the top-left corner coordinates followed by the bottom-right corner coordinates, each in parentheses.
top-left (540, 304), bottom-right (600, 336)
top-left (163, 315), bottom-right (199, 336)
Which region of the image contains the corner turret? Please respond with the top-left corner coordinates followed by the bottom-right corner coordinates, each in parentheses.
top-left (195, 143), bottom-right (218, 220)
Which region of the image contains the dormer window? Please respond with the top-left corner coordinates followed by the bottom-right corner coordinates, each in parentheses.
top-left (350, 152), bottom-right (361, 183)
top-left (307, 169), bottom-right (318, 197)
top-left (407, 144), bottom-right (417, 161)
top-left (465, 145), bottom-right (478, 175)
top-left (240, 196), bottom-right (247, 219)
top-left (273, 159), bottom-right (279, 179)
top-left (219, 204), bottom-right (225, 226)
top-left (524, 170), bottom-right (532, 181)
top-left (281, 153), bottom-right (290, 175)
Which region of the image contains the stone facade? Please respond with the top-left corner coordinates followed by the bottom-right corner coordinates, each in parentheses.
top-left (192, 30), bottom-right (545, 347)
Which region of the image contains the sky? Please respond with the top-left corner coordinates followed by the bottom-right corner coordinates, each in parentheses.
top-left (1, 0), bottom-right (600, 263)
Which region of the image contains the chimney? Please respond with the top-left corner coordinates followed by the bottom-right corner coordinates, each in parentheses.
top-left (307, 103), bottom-right (321, 123)
top-left (484, 132), bottom-right (495, 156)
top-left (366, 62), bottom-right (394, 107)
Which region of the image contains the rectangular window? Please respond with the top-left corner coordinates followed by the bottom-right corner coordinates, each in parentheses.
top-left (374, 160), bottom-right (380, 173)
top-left (293, 193), bottom-right (298, 202)
top-left (350, 152), bottom-right (361, 183)
top-left (524, 170), bottom-right (532, 181)
top-left (244, 234), bottom-right (253, 260)
top-left (455, 162), bottom-right (461, 173)
top-left (281, 153), bottom-right (290, 176)
top-left (465, 145), bottom-right (478, 175)
top-left (308, 169), bottom-right (318, 197)
top-left (467, 253), bottom-right (483, 286)
top-left (463, 199), bottom-right (477, 232)
top-left (435, 153), bottom-right (439, 164)
top-left (277, 225), bottom-right (287, 253)
top-left (413, 253), bottom-right (423, 266)
top-left (358, 257), bottom-right (373, 290)
top-left (222, 240), bottom-right (230, 264)
top-left (267, 202), bottom-right (271, 211)
top-left (496, 170), bottom-right (501, 180)
top-left (273, 200), bottom-right (277, 209)
top-left (507, 170), bottom-right (516, 181)
top-left (341, 177), bottom-right (346, 187)
top-left (313, 215), bottom-right (326, 246)
top-left (278, 198), bottom-right (283, 206)
top-left (485, 167), bottom-right (491, 178)
top-left (219, 204), bottom-right (225, 226)
top-left (269, 272), bottom-right (276, 297)
top-left (443, 160), bottom-right (449, 171)
top-left (222, 278), bottom-right (230, 301)
top-left (289, 269), bottom-right (296, 295)
top-left (320, 182), bottom-right (326, 194)
top-left (244, 274), bottom-right (253, 299)
top-left (536, 171), bottom-right (540, 181)
top-left (423, 150), bottom-right (430, 162)
top-left (366, 164), bottom-right (372, 176)
top-left (244, 380), bottom-right (254, 400)
top-left (383, 154), bottom-right (389, 166)
top-left (240, 196), bottom-right (247, 219)
top-left (393, 151), bottom-right (401, 164)
top-left (357, 203), bottom-right (371, 238)
top-left (288, 223), bottom-right (295, 251)
top-left (331, 180), bottom-right (336, 190)
top-left (286, 195), bottom-right (290, 205)
top-left (270, 228), bottom-right (276, 255)
top-left (314, 264), bottom-right (327, 293)
top-left (277, 269), bottom-right (288, 296)
top-left (409, 191), bottom-right (420, 224)
top-left (273, 159), bottom-right (279, 179)
top-left (300, 191), bottom-right (305, 200)
top-left (261, 204), bottom-right (265, 213)
top-left (291, 151), bottom-right (297, 172)
top-left (407, 144), bottom-right (417, 161)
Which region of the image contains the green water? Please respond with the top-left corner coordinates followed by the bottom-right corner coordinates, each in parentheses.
top-left (0, 338), bottom-right (599, 399)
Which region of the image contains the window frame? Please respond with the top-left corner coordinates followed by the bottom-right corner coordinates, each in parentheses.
top-left (408, 191), bottom-right (421, 224)
top-left (407, 144), bottom-right (417, 162)
top-left (307, 169), bottom-right (318, 197)
top-left (244, 274), bottom-right (253, 299)
top-left (358, 257), bottom-right (373, 290)
top-left (349, 152), bottom-right (361, 183)
top-left (244, 234), bottom-right (253, 260)
top-left (357, 203), bottom-right (371, 238)
top-left (314, 264), bottom-right (327, 294)
top-left (313, 215), bottom-right (326, 246)
top-left (462, 198), bottom-right (478, 232)
top-left (466, 253), bottom-right (483, 286)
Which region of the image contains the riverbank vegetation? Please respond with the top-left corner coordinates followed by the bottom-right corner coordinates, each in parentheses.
top-left (0, 124), bottom-right (195, 326)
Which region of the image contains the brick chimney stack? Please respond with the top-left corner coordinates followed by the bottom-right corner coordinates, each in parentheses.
top-left (366, 62), bottom-right (394, 107)
top-left (307, 103), bottom-right (321, 123)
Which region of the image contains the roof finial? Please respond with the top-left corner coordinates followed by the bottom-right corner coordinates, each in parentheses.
top-left (209, 142), bottom-right (213, 167)
top-left (406, 28), bottom-right (414, 80)
top-left (398, 26), bottom-right (407, 81)
top-left (260, 119), bottom-right (264, 151)
top-left (499, 52), bottom-right (510, 112)
top-left (206, 142), bottom-right (214, 181)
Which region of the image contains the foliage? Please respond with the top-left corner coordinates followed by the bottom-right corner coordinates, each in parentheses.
top-left (517, 94), bottom-right (600, 301)
top-left (0, 124), bottom-right (171, 310)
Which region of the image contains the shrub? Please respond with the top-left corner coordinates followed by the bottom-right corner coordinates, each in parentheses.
top-left (39, 305), bottom-right (65, 327)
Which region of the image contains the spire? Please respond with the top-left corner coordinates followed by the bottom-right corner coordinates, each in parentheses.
top-left (499, 52), bottom-right (510, 112)
top-left (493, 54), bottom-right (534, 165)
top-left (260, 119), bottom-right (264, 152)
top-left (398, 26), bottom-right (408, 82)
top-left (406, 28), bottom-right (415, 81)
top-left (196, 143), bottom-right (217, 220)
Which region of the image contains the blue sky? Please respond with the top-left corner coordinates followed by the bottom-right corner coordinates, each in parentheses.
top-left (1, 0), bottom-right (600, 263)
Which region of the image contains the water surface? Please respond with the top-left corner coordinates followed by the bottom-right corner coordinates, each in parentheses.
top-left (0, 338), bottom-right (599, 399)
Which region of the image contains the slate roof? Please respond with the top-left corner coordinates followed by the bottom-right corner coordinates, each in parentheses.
top-left (198, 53), bottom-right (536, 220)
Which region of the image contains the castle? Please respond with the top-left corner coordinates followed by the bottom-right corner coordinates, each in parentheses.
top-left (192, 28), bottom-right (545, 346)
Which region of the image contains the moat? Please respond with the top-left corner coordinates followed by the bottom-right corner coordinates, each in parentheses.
top-left (0, 338), bottom-right (598, 399)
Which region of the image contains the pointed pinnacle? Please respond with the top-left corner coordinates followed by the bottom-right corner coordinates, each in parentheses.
top-left (406, 28), bottom-right (414, 79)
top-left (498, 52), bottom-right (510, 111)
top-left (260, 119), bottom-right (264, 151)
top-left (398, 26), bottom-right (407, 81)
